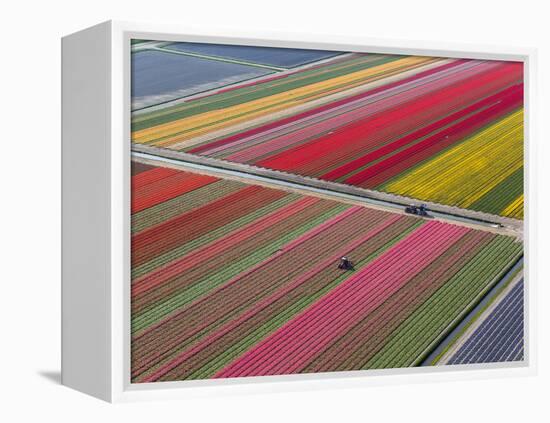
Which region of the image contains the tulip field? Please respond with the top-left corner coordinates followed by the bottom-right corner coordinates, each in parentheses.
top-left (132, 48), bottom-right (524, 219)
top-left (446, 279), bottom-right (524, 365)
top-left (130, 162), bottom-right (523, 382)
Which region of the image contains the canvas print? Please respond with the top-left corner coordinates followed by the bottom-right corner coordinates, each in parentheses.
top-left (130, 39), bottom-right (524, 383)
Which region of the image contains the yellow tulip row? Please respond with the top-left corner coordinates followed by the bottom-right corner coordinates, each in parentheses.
top-left (382, 109), bottom-right (524, 218)
top-left (502, 194), bottom-right (524, 219)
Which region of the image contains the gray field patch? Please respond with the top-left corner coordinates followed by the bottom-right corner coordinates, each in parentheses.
top-left (131, 50), bottom-right (272, 110)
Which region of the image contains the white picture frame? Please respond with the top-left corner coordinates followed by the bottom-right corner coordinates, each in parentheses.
top-left (61, 20), bottom-right (537, 403)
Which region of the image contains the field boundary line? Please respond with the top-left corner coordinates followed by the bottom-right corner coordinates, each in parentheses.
top-left (153, 46), bottom-right (286, 71)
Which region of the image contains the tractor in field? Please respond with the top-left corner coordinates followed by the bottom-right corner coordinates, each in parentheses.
top-left (405, 203), bottom-right (429, 217)
top-left (338, 256), bottom-right (354, 271)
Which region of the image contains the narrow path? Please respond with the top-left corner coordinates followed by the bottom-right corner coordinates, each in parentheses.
top-left (131, 40), bottom-right (170, 52)
top-left (132, 148), bottom-right (523, 237)
top-left (132, 39), bottom-right (286, 71)
top-left (152, 46), bottom-right (287, 71)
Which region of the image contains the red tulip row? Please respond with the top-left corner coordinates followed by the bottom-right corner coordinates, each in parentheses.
top-left (255, 63), bottom-right (522, 178)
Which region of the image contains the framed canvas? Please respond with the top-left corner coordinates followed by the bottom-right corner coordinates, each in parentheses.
top-left (61, 20), bottom-right (537, 402)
